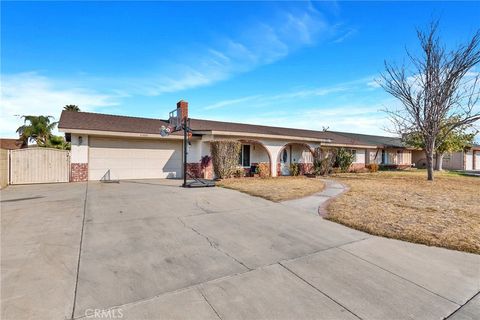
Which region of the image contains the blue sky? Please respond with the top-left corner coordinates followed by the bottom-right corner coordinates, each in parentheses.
top-left (1, 1), bottom-right (479, 138)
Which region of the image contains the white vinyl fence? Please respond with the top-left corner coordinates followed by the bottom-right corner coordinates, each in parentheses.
top-left (9, 148), bottom-right (70, 184)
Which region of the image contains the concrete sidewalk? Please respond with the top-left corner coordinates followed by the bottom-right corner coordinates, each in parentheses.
top-left (1, 180), bottom-right (479, 320)
top-left (281, 179), bottom-right (347, 215)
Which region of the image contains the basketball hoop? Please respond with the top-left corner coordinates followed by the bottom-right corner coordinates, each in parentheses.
top-left (169, 107), bottom-right (183, 131)
top-left (159, 101), bottom-right (213, 188)
top-left (160, 125), bottom-right (173, 137)
top-left (159, 107), bottom-right (184, 137)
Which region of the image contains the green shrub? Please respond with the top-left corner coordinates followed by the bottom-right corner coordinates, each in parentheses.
top-left (257, 162), bottom-right (270, 178)
top-left (210, 140), bottom-right (242, 179)
top-left (366, 163), bottom-right (379, 172)
top-left (289, 163), bottom-right (300, 176)
top-left (313, 147), bottom-right (336, 176)
top-left (335, 148), bottom-right (355, 172)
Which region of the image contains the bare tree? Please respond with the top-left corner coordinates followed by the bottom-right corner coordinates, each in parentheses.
top-left (380, 21), bottom-right (480, 180)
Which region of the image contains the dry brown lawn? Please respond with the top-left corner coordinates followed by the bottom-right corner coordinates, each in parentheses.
top-left (327, 170), bottom-right (480, 254)
top-left (218, 176), bottom-right (325, 202)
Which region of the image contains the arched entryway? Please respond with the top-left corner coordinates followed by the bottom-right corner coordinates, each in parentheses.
top-left (238, 140), bottom-right (272, 176)
top-left (277, 143), bottom-right (315, 176)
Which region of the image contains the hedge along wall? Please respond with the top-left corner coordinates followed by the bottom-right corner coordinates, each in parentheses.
top-left (210, 140), bottom-right (242, 179)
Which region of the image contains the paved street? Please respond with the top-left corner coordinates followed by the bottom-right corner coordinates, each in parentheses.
top-left (1, 180), bottom-right (479, 320)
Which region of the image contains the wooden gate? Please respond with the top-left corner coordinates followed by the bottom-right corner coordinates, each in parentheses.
top-left (10, 148), bottom-right (70, 184)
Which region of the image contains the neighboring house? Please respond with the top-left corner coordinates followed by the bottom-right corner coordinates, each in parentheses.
top-left (0, 139), bottom-right (26, 188)
top-left (412, 145), bottom-right (480, 171)
top-left (0, 138), bottom-right (27, 150)
top-left (58, 100), bottom-right (478, 182)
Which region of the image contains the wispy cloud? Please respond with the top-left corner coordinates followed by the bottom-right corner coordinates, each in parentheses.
top-left (204, 95), bottom-right (262, 110)
top-left (0, 72), bottom-right (120, 138)
top-left (123, 4), bottom-right (335, 96)
top-left (333, 28), bottom-right (357, 43)
top-left (231, 103), bottom-right (396, 136)
top-left (202, 74), bottom-right (379, 110)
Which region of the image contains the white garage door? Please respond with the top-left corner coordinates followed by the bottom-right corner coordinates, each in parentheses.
top-left (89, 137), bottom-right (182, 180)
top-left (465, 151), bottom-right (473, 171)
top-left (475, 152), bottom-right (480, 171)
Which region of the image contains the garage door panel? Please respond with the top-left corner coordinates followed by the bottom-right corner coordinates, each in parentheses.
top-left (89, 137), bottom-right (182, 180)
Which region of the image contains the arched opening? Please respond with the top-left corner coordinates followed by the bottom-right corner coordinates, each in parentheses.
top-left (237, 139), bottom-right (272, 177)
top-left (276, 143), bottom-right (315, 176)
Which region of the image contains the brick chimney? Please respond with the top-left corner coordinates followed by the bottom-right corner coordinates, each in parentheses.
top-left (177, 100), bottom-right (188, 120)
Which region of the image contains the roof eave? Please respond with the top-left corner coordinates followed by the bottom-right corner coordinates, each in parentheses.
top-left (58, 127), bottom-right (185, 140)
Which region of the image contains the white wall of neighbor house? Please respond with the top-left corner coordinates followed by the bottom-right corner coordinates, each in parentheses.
top-left (71, 134), bottom-right (89, 163)
top-left (465, 151), bottom-right (473, 170)
top-left (441, 152), bottom-right (464, 170)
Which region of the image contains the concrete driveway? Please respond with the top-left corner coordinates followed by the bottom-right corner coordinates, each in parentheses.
top-left (1, 180), bottom-right (479, 320)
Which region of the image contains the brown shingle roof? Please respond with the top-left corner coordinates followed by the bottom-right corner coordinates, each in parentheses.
top-left (58, 111), bottom-right (383, 146)
top-left (188, 118), bottom-right (362, 145)
top-left (58, 111), bottom-right (179, 135)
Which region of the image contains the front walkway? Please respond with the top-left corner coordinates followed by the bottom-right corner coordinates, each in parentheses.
top-left (1, 180), bottom-right (479, 320)
top-left (281, 179), bottom-right (347, 215)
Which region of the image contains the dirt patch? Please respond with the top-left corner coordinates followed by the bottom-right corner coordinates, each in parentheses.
top-left (218, 176), bottom-right (325, 202)
top-left (327, 170), bottom-right (480, 254)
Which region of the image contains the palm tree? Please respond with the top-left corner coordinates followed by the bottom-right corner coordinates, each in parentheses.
top-left (16, 115), bottom-right (57, 146)
top-left (64, 105), bottom-right (80, 112)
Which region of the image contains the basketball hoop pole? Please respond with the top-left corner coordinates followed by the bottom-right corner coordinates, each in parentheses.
top-left (182, 116), bottom-right (188, 187)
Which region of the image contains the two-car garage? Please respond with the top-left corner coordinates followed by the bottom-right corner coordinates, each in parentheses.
top-left (88, 137), bottom-right (183, 180)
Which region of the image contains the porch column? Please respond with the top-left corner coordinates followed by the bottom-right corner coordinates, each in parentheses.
top-left (262, 144), bottom-right (285, 177)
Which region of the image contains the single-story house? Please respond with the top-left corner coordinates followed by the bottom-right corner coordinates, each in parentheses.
top-left (58, 101), bottom-right (479, 181)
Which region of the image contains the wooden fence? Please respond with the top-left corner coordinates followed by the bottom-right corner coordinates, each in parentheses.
top-left (9, 148), bottom-right (70, 185)
top-left (0, 149), bottom-right (8, 188)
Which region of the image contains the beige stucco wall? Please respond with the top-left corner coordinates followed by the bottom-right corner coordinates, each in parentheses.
top-left (71, 134), bottom-right (89, 163)
top-left (291, 144), bottom-right (313, 163)
top-left (0, 149), bottom-right (8, 188)
top-left (352, 148), bottom-right (366, 164)
top-left (250, 143), bottom-right (270, 163)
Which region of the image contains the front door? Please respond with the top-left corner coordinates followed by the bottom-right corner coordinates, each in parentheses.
top-left (280, 148), bottom-right (290, 175)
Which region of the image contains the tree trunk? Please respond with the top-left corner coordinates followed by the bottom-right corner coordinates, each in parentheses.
top-left (425, 148), bottom-right (434, 181)
top-left (434, 153), bottom-right (444, 171)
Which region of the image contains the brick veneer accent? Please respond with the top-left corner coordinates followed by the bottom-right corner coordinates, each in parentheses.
top-left (349, 163), bottom-right (366, 171)
top-left (71, 163), bottom-right (88, 182)
top-left (187, 162), bottom-right (213, 179)
top-left (298, 163), bottom-right (313, 175)
top-left (186, 163), bottom-right (201, 178)
top-left (276, 162), bottom-right (314, 176)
